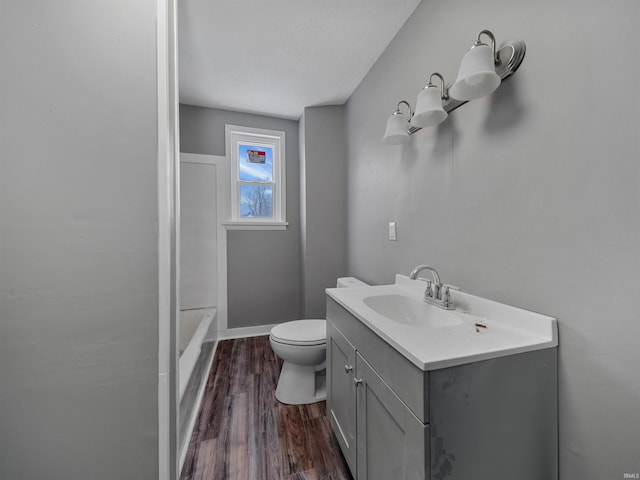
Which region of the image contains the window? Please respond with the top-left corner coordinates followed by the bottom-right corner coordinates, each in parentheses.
top-left (225, 125), bottom-right (287, 229)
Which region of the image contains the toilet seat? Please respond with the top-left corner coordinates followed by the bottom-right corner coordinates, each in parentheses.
top-left (270, 319), bottom-right (326, 346)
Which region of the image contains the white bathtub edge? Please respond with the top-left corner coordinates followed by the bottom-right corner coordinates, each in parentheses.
top-left (179, 339), bottom-right (217, 473)
top-left (179, 308), bottom-right (216, 401)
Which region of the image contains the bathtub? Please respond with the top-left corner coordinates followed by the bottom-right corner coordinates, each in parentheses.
top-left (179, 307), bottom-right (216, 400)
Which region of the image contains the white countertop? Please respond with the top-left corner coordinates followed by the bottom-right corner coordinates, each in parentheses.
top-left (326, 275), bottom-right (558, 371)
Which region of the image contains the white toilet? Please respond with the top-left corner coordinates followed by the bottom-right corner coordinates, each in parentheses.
top-left (269, 277), bottom-right (368, 405)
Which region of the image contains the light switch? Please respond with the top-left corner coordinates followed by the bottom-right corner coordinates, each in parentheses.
top-left (388, 222), bottom-right (397, 241)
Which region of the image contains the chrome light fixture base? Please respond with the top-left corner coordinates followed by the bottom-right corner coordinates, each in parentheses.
top-left (495, 40), bottom-right (526, 79)
top-left (408, 40), bottom-right (526, 134)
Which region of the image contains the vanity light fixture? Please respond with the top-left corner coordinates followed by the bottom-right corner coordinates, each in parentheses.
top-left (411, 73), bottom-right (449, 128)
top-left (383, 29), bottom-right (526, 141)
top-left (382, 100), bottom-right (413, 144)
top-left (449, 30), bottom-right (501, 101)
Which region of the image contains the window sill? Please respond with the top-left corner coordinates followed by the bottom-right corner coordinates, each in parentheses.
top-left (223, 221), bottom-right (289, 231)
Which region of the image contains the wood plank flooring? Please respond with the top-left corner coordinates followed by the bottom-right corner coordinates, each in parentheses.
top-left (180, 336), bottom-right (353, 480)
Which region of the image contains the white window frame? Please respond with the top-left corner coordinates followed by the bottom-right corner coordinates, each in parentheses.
top-left (224, 125), bottom-right (287, 230)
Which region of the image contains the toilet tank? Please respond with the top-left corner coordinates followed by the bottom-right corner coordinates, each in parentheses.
top-left (336, 277), bottom-right (368, 288)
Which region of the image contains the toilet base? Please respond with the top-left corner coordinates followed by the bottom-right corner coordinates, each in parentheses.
top-left (275, 361), bottom-right (326, 405)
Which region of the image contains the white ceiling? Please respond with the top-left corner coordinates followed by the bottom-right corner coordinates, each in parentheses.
top-left (178, 0), bottom-right (422, 120)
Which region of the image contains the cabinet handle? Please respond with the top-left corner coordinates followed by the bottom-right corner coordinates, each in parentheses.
top-left (353, 378), bottom-right (363, 387)
top-left (344, 365), bottom-right (354, 373)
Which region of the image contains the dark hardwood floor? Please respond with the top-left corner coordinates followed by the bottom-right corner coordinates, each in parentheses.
top-left (180, 335), bottom-right (353, 480)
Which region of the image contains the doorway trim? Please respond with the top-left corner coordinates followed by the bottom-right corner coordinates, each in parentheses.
top-left (157, 0), bottom-right (179, 478)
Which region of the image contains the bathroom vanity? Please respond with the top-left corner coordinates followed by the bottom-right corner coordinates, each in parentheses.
top-left (326, 275), bottom-right (558, 480)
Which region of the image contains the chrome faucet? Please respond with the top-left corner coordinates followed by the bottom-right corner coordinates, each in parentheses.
top-left (409, 265), bottom-right (458, 310)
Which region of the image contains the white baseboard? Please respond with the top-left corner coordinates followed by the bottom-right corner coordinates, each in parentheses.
top-left (218, 324), bottom-right (277, 340)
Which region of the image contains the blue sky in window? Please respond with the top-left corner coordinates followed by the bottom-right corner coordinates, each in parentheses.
top-left (239, 144), bottom-right (273, 182)
top-left (240, 184), bottom-right (273, 217)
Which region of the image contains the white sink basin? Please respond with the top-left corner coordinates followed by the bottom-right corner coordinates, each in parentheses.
top-left (363, 294), bottom-right (463, 328)
top-left (326, 274), bottom-right (558, 370)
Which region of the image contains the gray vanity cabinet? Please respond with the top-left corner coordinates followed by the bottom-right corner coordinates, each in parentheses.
top-left (327, 319), bottom-right (428, 480)
top-left (326, 320), bottom-right (357, 474)
top-left (326, 296), bottom-right (558, 480)
top-left (355, 353), bottom-right (428, 480)
top-left (327, 298), bottom-right (430, 480)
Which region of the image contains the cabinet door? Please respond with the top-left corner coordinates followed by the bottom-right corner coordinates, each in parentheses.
top-left (356, 353), bottom-right (428, 480)
top-left (327, 321), bottom-right (357, 476)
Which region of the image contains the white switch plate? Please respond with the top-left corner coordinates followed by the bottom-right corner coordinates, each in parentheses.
top-left (388, 222), bottom-right (397, 241)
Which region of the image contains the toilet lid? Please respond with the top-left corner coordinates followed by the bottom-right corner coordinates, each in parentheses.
top-left (270, 319), bottom-right (327, 346)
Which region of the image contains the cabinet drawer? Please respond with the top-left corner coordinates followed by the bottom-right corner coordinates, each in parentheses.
top-left (327, 297), bottom-right (430, 423)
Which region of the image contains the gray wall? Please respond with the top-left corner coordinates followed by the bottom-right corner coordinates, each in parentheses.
top-left (0, 2), bottom-right (160, 479)
top-left (180, 161), bottom-right (218, 311)
top-left (299, 106), bottom-right (347, 318)
top-left (345, 1), bottom-right (640, 478)
top-left (180, 105), bottom-right (301, 328)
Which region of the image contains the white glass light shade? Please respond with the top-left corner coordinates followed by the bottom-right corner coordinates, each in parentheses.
top-left (410, 85), bottom-right (448, 128)
top-left (449, 43), bottom-right (501, 101)
top-left (382, 112), bottom-right (409, 144)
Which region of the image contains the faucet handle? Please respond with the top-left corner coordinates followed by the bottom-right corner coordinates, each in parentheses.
top-left (424, 280), bottom-right (434, 297)
top-left (441, 284), bottom-right (459, 309)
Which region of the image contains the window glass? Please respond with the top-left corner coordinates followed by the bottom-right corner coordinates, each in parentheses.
top-left (240, 184), bottom-right (273, 218)
top-left (238, 144), bottom-right (273, 182)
